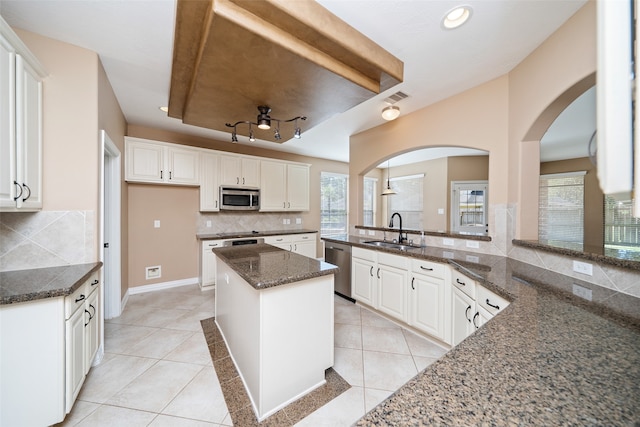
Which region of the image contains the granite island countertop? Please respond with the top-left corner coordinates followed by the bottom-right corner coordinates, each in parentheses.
top-left (322, 236), bottom-right (640, 425)
top-left (0, 262), bottom-right (103, 305)
top-left (212, 243), bottom-right (337, 290)
top-left (197, 228), bottom-right (317, 240)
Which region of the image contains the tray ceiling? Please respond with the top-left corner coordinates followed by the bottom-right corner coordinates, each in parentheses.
top-left (168, 0), bottom-right (403, 143)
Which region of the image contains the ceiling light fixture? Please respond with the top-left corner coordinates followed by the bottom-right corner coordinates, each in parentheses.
top-left (159, 106), bottom-right (169, 113)
top-left (381, 160), bottom-right (397, 196)
top-left (381, 105), bottom-right (400, 121)
top-left (226, 106), bottom-right (306, 142)
top-left (442, 5), bottom-right (472, 30)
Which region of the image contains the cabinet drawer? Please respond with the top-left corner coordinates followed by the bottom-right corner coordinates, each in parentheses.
top-left (377, 252), bottom-right (408, 269)
top-left (477, 285), bottom-right (509, 316)
top-left (451, 269), bottom-right (476, 300)
top-left (293, 233), bottom-right (316, 242)
top-left (411, 259), bottom-right (445, 279)
top-left (264, 235), bottom-right (291, 245)
top-left (202, 240), bottom-right (225, 250)
top-left (65, 284), bottom-right (87, 320)
top-left (353, 247), bottom-right (376, 262)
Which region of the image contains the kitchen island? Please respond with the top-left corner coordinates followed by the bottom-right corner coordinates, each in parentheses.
top-left (212, 243), bottom-right (338, 421)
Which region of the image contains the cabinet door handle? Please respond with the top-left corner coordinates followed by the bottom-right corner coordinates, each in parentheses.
top-left (215, 200), bottom-right (218, 208)
top-left (486, 299), bottom-right (500, 310)
top-left (369, 266), bottom-right (373, 277)
top-left (289, 244), bottom-right (293, 251)
top-left (75, 294), bottom-right (86, 303)
top-left (22, 183), bottom-right (31, 202)
top-left (288, 202), bottom-right (290, 208)
top-left (376, 268), bottom-right (380, 279)
top-left (294, 244), bottom-right (297, 251)
top-left (456, 278), bottom-right (466, 286)
top-left (89, 303), bottom-right (96, 317)
top-left (411, 277), bottom-right (415, 290)
top-left (283, 202), bottom-right (286, 208)
top-left (84, 309), bottom-right (92, 327)
top-left (169, 171), bottom-right (172, 180)
top-left (13, 181), bottom-right (23, 201)
top-left (465, 305), bottom-right (471, 322)
top-left (473, 312), bottom-right (479, 329)
top-left (160, 170), bottom-right (163, 179)
top-left (242, 177), bottom-right (245, 185)
top-left (237, 177), bottom-right (239, 184)
top-left (420, 265), bottom-right (433, 271)
top-left (91, 279), bottom-right (99, 287)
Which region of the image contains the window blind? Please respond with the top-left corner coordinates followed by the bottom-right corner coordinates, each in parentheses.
top-left (538, 171), bottom-right (585, 245)
top-left (387, 174), bottom-right (424, 230)
top-left (363, 177), bottom-right (377, 227)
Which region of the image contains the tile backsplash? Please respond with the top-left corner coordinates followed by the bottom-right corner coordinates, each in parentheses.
top-left (196, 211), bottom-right (311, 234)
top-left (0, 211), bottom-right (95, 272)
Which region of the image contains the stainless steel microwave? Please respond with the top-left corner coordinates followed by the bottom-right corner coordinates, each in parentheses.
top-left (219, 186), bottom-right (260, 210)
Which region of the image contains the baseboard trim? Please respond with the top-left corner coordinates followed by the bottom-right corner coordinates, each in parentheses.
top-left (128, 277), bottom-right (199, 295)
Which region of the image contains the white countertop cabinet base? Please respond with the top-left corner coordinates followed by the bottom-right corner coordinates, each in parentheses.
top-left (215, 258), bottom-right (333, 421)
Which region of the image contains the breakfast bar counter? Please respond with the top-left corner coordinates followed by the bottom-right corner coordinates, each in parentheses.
top-left (319, 237), bottom-right (640, 425)
top-left (212, 244), bottom-right (337, 421)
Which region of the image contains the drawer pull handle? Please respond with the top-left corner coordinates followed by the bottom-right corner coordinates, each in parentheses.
top-left (411, 277), bottom-right (415, 290)
top-left (420, 266), bottom-right (433, 271)
top-left (486, 299), bottom-right (500, 310)
top-left (91, 279), bottom-right (99, 286)
top-left (465, 305), bottom-right (472, 322)
top-left (473, 312), bottom-right (479, 329)
top-left (456, 278), bottom-right (466, 286)
top-left (75, 295), bottom-right (86, 303)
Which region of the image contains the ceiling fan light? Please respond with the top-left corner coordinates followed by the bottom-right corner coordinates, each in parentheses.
top-left (381, 105), bottom-right (400, 121)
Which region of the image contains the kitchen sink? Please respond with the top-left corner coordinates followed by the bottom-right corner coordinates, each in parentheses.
top-left (362, 240), bottom-right (421, 251)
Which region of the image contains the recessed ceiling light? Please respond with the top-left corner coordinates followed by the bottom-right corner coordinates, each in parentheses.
top-left (159, 106), bottom-right (169, 113)
top-left (442, 6), bottom-right (472, 30)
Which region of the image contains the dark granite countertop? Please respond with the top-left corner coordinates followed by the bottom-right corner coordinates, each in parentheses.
top-left (197, 229), bottom-right (318, 241)
top-left (212, 243), bottom-right (337, 290)
top-left (0, 262), bottom-right (103, 305)
top-left (322, 236), bottom-right (640, 425)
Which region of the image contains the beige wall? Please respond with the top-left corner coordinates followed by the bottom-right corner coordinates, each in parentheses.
top-left (128, 184), bottom-right (199, 287)
top-left (540, 157), bottom-right (603, 249)
top-left (508, 1), bottom-right (596, 239)
top-left (126, 125), bottom-right (348, 288)
top-left (350, 1), bottom-right (595, 254)
top-left (98, 61), bottom-right (128, 297)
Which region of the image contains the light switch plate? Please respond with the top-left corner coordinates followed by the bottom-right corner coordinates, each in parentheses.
top-left (443, 238), bottom-right (454, 246)
top-left (466, 240), bottom-right (480, 249)
top-left (296, 218), bottom-right (302, 224)
top-left (359, 229), bottom-right (365, 235)
top-left (206, 220), bottom-right (212, 228)
top-left (368, 230), bottom-right (375, 235)
top-left (154, 220), bottom-right (160, 228)
top-left (438, 208), bottom-right (444, 215)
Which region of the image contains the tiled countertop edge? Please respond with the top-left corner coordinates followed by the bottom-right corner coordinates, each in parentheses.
top-left (355, 225), bottom-right (492, 241)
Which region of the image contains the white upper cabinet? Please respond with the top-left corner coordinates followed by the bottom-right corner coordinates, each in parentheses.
top-left (200, 152), bottom-right (219, 211)
top-left (0, 18), bottom-right (46, 211)
top-left (125, 137), bottom-right (200, 185)
top-left (219, 154), bottom-right (260, 187)
top-left (260, 159), bottom-right (310, 211)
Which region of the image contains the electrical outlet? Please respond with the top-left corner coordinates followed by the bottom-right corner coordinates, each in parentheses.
top-left (442, 251), bottom-right (454, 259)
top-left (572, 284), bottom-right (592, 301)
top-left (466, 240), bottom-right (480, 249)
top-left (282, 219), bottom-right (287, 225)
top-left (286, 219), bottom-right (291, 225)
top-left (368, 230), bottom-right (375, 236)
top-left (443, 238), bottom-right (454, 246)
top-left (145, 265), bottom-right (161, 280)
top-left (296, 218), bottom-right (302, 224)
top-left (206, 220), bottom-right (212, 228)
top-left (359, 229), bottom-right (365, 235)
top-left (154, 220), bottom-right (160, 228)
top-left (438, 208), bottom-right (444, 215)
top-left (466, 255), bottom-right (479, 263)
top-left (573, 260), bottom-right (593, 276)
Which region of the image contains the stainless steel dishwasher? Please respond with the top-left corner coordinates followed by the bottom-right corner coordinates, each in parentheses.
top-left (324, 241), bottom-right (353, 301)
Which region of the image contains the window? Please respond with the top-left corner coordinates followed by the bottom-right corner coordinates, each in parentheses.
top-left (538, 172), bottom-right (585, 247)
top-left (363, 177), bottom-right (377, 227)
top-left (387, 174), bottom-right (423, 230)
top-left (320, 172), bottom-right (348, 237)
top-left (451, 181), bottom-right (488, 235)
top-left (604, 195), bottom-right (640, 259)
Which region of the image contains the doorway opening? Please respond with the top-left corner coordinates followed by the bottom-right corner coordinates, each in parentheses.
top-left (451, 181), bottom-right (488, 235)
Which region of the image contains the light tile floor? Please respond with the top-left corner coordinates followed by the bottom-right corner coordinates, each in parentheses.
top-left (56, 285), bottom-right (448, 426)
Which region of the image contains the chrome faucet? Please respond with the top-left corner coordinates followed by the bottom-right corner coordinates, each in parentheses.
top-left (389, 212), bottom-right (405, 243)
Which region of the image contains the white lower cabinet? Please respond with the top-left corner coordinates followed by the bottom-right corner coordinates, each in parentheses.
top-left (409, 259), bottom-right (450, 343)
top-left (264, 233), bottom-right (317, 258)
top-left (350, 246), bottom-right (509, 348)
top-left (200, 239), bottom-right (227, 290)
top-left (0, 269), bottom-right (101, 426)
